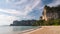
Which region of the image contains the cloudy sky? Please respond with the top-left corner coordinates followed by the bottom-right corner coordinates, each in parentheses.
top-left (0, 0), bottom-right (60, 25)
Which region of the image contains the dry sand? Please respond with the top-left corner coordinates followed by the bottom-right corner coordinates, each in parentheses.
top-left (23, 26), bottom-right (60, 34)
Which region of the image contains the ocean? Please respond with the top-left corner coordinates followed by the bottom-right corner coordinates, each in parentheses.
top-left (0, 26), bottom-right (39, 34)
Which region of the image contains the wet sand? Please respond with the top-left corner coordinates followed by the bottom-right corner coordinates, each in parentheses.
top-left (19, 26), bottom-right (41, 34)
top-left (23, 26), bottom-right (60, 34)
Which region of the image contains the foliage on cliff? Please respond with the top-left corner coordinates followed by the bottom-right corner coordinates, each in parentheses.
top-left (33, 19), bottom-right (60, 26)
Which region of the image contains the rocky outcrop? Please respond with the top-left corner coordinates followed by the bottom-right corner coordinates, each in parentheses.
top-left (41, 5), bottom-right (60, 21)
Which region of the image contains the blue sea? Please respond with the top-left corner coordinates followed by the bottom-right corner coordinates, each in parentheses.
top-left (0, 26), bottom-right (39, 34)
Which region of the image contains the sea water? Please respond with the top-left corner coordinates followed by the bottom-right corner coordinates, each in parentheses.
top-left (0, 26), bottom-right (38, 34)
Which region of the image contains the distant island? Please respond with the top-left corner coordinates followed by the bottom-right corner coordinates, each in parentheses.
top-left (10, 5), bottom-right (60, 26)
top-left (10, 20), bottom-right (37, 26)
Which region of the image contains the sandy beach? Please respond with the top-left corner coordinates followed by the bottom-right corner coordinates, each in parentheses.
top-left (22, 26), bottom-right (60, 34)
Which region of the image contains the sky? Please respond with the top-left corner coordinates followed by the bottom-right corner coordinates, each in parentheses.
top-left (0, 0), bottom-right (60, 25)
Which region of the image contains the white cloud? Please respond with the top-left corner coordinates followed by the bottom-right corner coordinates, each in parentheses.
top-left (14, 0), bottom-right (28, 5)
top-left (24, 0), bottom-right (40, 14)
top-left (0, 0), bottom-right (41, 25)
top-left (0, 14), bottom-right (18, 25)
top-left (22, 15), bottom-right (36, 20)
top-left (48, 0), bottom-right (60, 7)
top-left (6, 0), bottom-right (10, 3)
top-left (0, 9), bottom-right (27, 16)
top-left (0, 8), bottom-right (38, 25)
top-left (0, 0), bottom-right (41, 16)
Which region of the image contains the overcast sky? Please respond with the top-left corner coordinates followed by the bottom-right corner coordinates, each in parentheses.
top-left (0, 0), bottom-right (60, 25)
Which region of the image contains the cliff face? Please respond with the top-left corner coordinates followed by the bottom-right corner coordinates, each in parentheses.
top-left (41, 5), bottom-right (60, 21)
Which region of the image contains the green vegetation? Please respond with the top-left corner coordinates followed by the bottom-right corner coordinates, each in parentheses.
top-left (47, 19), bottom-right (60, 25)
top-left (33, 19), bottom-right (60, 26)
top-left (32, 20), bottom-right (45, 26)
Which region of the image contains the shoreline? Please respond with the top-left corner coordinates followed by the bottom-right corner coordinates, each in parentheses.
top-left (19, 26), bottom-right (41, 34)
top-left (21, 26), bottom-right (60, 34)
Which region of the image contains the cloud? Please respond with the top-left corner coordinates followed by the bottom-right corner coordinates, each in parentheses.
top-left (0, 14), bottom-right (18, 25)
top-left (0, 0), bottom-right (42, 25)
top-left (0, 0), bottom-right (41, 16)
top-left (24, 0), bottom-right (40, 14)
top-left (0, 9), bottom-right (25, 16)
top-left (48, 0), bottom-right (60, 7)
top-left (6, 0), bottom-right (10, 3)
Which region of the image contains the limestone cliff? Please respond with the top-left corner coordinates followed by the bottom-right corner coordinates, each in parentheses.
top-left (41, 5), bottom-right (60, 21)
